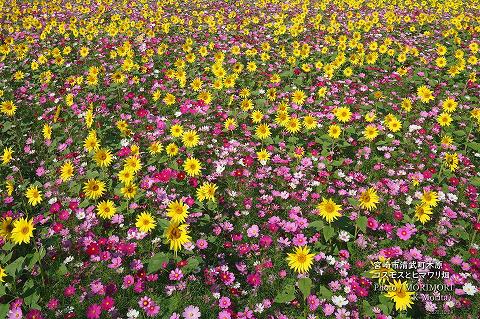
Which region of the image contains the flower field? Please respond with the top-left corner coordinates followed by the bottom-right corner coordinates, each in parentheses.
top-left (1, 0), bottom-right (480, 318)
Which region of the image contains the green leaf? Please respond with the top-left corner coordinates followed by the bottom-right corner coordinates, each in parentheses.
top-left (24, 292), bottom-right (40, 308)
top-left (467, 142), bottom-right (480, 152)
top-left (183, 256), bottom-right (201, 274)
top-left (147, 252), bottom-right (169, 274)
top-left (206, 200), bottom-right (218, 211)
top-left (298, 277), bottom-right (312, 299)
top-left (323, 225), bottom-right (335, 242)
top-left (319, 285), bottom-right (333, 299)
top-left (5, 256), bottom-right (24, 277)
top-left (471, 177), bottom-right (480, 187)
top-left (157, 219), bottom-right (170, 230)
top-left (356, 216), bottom-right (368, 233)
top-left (2, 121), bottom-right (12, 133)
top-left (0, 303), bottom-right (9, 319)
top-left (348, 198), bottom-right (359, 206)
top-left (28, 247), bottom-right (46, 269)
top-left (274, 284), bottom-right (296, 303)
top-left (57, 264), bottom-right (68, 276)
top-left (308, 220), bottom-right (325, 231)
top-left (362, 300), bottom-right (375, 317)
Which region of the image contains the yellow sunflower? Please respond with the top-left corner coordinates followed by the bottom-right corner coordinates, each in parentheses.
top-left (358, 188), bottom-right (380, 211)
top-left (25, 185), bottom-right (42, 206)
top-left (93, 148), bottom-right (113, 167)
top-left (164, 222), bottom-right (191, 254)
top-left (0, 101), bottom-right (17, 116)
top-left (1, 147), bottom-right (13, 165)
top-left (96, 200), bottom-right (116, 219)
top-left (196, 182), bottom-right (218, 202)
top-left (182, 130), bottom-right (200, 148)
top-left (183, 157), bottom-right (202, 177)
top-left (385, 280), bottom-right (415, 311)
top-left (60, 161), bottom-right (74, 182)
top-left (317, 198), bottom-right (342, 223)
top-left (135, 212), bottom-right (156, 233)
top-left (255, 124), bottom-right (271, 140)
top-left (83, 179), bottom-right (106, 200)
top-left (286, 246), bottom-right (315, 273)
top-left (0, 217), bottom-right (14, 240)
top-left (334, 107), bottom-right (352, 122)
top-left (414, 204), bottom-right (433, 224)
top-left (166, 200), bottom-right (189, 223)
top-left (11, 218), bottom-right (35, 245)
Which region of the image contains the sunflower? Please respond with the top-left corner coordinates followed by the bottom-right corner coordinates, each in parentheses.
top-left (1, 147), bottom-right (13, 165)
top-left (256, 149), bottom-right (270, 164)
top-left (166, 200), bottom-right (189, 223)
top-left (224, 118), bottom-right (237, 131)
top-left (328, 125), bottom-right (342, 139)
top-left (251, 110), bottom-right (264, 123)
top-left (163, 93), bottom-right (176, 105)
top-left (149, 141), bottom-right (163, 154)
top-left (385, 280), bottom-right (415, 311)
top-left (92, 148), bottom-right (113, 167)
top-left (255, 124), bottom-right (271, 140)
top-left (334, 107), bottom-right (352, 123)
top-left (124, 156), bottom-right (142, 173)
top-left (421, 191), bottom-right (438, 207)
top-left (442, 98), bottom-right (458, 113)
top-left (401, 98), bottom-right (412, 112)
top-left (166, 143), bottom-right (179, 156)
top-left (241, 99), bottom-right (253, 111)
top-left (286, 246), bottom-right (315, 273)
top-left (135, 212), bottom-right (156, 233)
top-left (303, 115), bottom-right (317, 130)
top-left (285, 117), bottom-right (301, 133)
top-left (414, 204), bottom-right (433, 224)
top-left (291, 90), bottom-right (306, 105)
top-left (83, 179), bottom-right (106, 200)
top-left (364, 124), bottom-right (379, 140)
top-left (444, 152), bottom-right (459, 171)
top-left (0, 101), bottom-right (17, 116)
top-left (25, 185), bottom-right (42, 206)
top-left (196, 182), bottom-right (218, 202)
top-left (275, 111), bottom-right (290, 126)
top-left (118, 168), bottom-right (135, 185)
top-left (0, 217), bottom-right (14, 240)
top-left (358, 188), bottom-right (380, 211)
top-left (417, 85), bottom-right (434, 103)
top-left (183, 157), bottom-right (202, 177)
top-left (83, 131), bottom-right (100, 152)
top-left (317, 198), bottom-right (342, 223)
top-left (385, 116), bottom-right (402, 132)
top-left (437, 112), bottom-right (452, 127)
top-left (164, 222), bottom-right (191, 254)
top-left (0, 266), bottom-right (6, 282)
top-left (43, 124), bottom-right (52, 140)
top-left (60, 161), bottom-right (74, 182)
top-left (121, 183), bottom-right (137, 199)
top-left (97, 200), bottom-right (116, 219)
top-left (6, 180), bottom-right (13, 196)
top-left (182, 130), bottom-right (200, 148)
top-left (11, 218), bottom-right (35, 245)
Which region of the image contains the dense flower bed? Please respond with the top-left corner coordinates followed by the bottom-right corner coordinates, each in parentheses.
top-left (0, 0), bottom-right (479, 318)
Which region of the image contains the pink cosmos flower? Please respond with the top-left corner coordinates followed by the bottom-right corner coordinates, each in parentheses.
top-left (182, 305), bottom-right (201, 319)
top-left (219, 296), bottom-right (231, 309)
top-left (169, 268), bottom-right (184, 281)
top-left (86, 304), bottom-right (101, 319)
